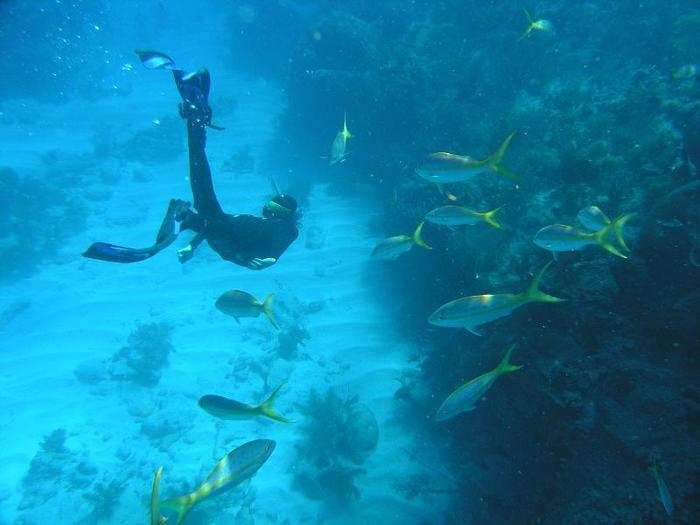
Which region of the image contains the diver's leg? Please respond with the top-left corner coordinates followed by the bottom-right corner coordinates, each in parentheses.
top-left (175, 68), bottom-right (225, 218)
top-left (156, 199), bottom-right (191, 244)
top-left (185, 120), bottom-right (224, 217)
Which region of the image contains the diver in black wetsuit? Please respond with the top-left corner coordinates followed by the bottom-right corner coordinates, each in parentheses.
top-left (83, 52), bottom-right (299, 271)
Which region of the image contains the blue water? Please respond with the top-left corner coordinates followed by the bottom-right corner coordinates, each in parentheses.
top-left (0, 1), bottom-right (698, 524)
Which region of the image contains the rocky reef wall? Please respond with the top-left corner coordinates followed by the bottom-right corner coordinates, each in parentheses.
top-left (266, 1), bottom-right (699, 522)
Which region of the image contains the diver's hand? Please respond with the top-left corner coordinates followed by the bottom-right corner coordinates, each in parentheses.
top-left (177, 245), bottom-right (195, 264)
top-left (247, 257), bottom-right (277, 270)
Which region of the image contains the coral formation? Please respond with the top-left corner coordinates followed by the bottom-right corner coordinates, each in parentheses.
top-left (269, 0), bottom-right (700, 521)
top-left (109, 322), bottom-right (174, 387)
top-left (17, 428), bottom-right (128, 524)
top-left (75, 322), bottom-right (174, 388)
top-left (293, 388), bottom-right (379, 505)
top-left (0, 166), bottom-right (88, 280)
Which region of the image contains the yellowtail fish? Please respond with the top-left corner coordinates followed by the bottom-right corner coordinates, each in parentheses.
top-left (416, 133), bottom-right (519, 184)
top-left (371, 222), bottom-right (432, 260)
top-left (161, 439), bottom-right (275, 524)
top-left (650, 457), bottom-right (674, 517)
top-left (135, 50), bottom-right (176, 70)
top-left (329, 112), bottom-right (352, 165)
top-left (436, 345), bottom-right (522, 421)
top-left (429, 262), bottom-right (562, 335)
top-left (198, 383), bottom-right (290, 423)
top-left (519, 9), bottom-right (553, 40)
top-left (425, 205), bottom-right (503, 229)
top-left (151, 466), bottom-right (166, 525)
top-left (534, 206), bottom-right (635, 258)
top-left (215, 290), bottom-right (278, 329)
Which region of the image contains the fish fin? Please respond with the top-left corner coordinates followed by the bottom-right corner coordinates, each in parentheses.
top-left (524, 261), bottom-right (564, 303)
top-left (495, 344), bottom-right (523, 374)
top-left (259, 383), bottom-right (292, 423)
top-left (342, 111), bottom-right (353, 139)
top-left (612, 213), bottom-right (636, 252)
top-left (413, 222), bottom-right (432, 250)
top-left (595, 213), bottom-right (636, 259)
top-left (466, 326), bottom-right (483, 336)
top-left (482, 206), bottom-right (504, 229)
top-left (150, 467), bottom-right (164, 525)
top-left (598, 241), bottom-right (628, 259)
top-left (595, 213), bottom-right (635, 258)
top-left (233, 316), bottom-right (241, 325)
top-left (518, 10), bottom-right (534, 41)
top-left (261, 294), bottom-right (279, 330)
top-left (487, 133), bottom-right (519, 182)
top-left (649, 455), bottom-right (660, 478)
top-left (160, 495), bottom-right (193, 525)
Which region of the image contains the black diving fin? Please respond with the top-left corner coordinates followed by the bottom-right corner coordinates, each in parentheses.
top-left (135, 50), bottom-right (224, 130)
top-left (82, 200), bottom-right (188, 264)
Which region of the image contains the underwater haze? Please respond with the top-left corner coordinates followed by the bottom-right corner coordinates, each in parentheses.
top-left (1, 0), bottom-right (698, 523)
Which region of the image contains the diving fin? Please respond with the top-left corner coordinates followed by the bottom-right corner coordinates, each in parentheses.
top-left (173, 68), bottom-right (210, 107)
top-left (83, 200), bottom-right (182, 264)
top-left (135, 50), bottom-right (224, 130)
top-left (173, 68), bottom-right (224, 130)
top-left (82, 242), bottom-right (167, 264)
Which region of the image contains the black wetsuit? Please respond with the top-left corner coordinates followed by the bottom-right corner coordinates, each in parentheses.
top-left (82, 59), bottom-right (297, 268)
top-left (181, 121), bottom-right (298, 266)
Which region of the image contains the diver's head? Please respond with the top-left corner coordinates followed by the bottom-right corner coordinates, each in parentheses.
top-left (263, 194), bottom-right (298, 219)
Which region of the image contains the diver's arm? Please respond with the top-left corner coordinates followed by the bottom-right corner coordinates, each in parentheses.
top-left (177, 232), bottom-right (206, 264)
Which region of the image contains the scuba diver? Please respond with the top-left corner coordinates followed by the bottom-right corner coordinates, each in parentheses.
top-left (83, 51), bottom-right (299, 271)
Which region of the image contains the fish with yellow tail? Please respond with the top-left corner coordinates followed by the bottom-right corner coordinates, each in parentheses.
top-left (650, 457), bottom-right (674, 517)
top-left (416, 133), bottom-right (519, 185)
top-left (371, 222), bottom-right (432, 260)
top-left (534, 206), bottom-right (636, 258)
top-left (329, 112), bottom-right (352, 165)
top-left (519, 9), bottom-right (553, 40)
top-left (215, 290), bottom-right (278, 329)
top-left (436, 345), bottom-right (522, 421)
top-left (150, 466), bottom-right (166, 525)
top-left (198, 383), bottom-right (291, 423)
top-left (429, 262), bottom-right (562, 335)
top-left (161, 439), bottom-right (275, 524)
top-left (425, 205), bottom-right (503, 229)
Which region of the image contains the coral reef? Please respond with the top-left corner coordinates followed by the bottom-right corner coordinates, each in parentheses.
top-left (0, 166), bottom-right (88, 280)
top-left (120, 116), bottom-right (184, 166)
top-left (292, 387), bottom-right (379, 506)
top-left (17, 428), bottom-right (128, 524)
top-left (109, 322), bottom-right (174, 388)
top-left (75, 322), bottom-right (174, 388)
top-left (272, 0), bottom-right (700, 521)
top-left (220, 146), bottom-right (255, 174)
